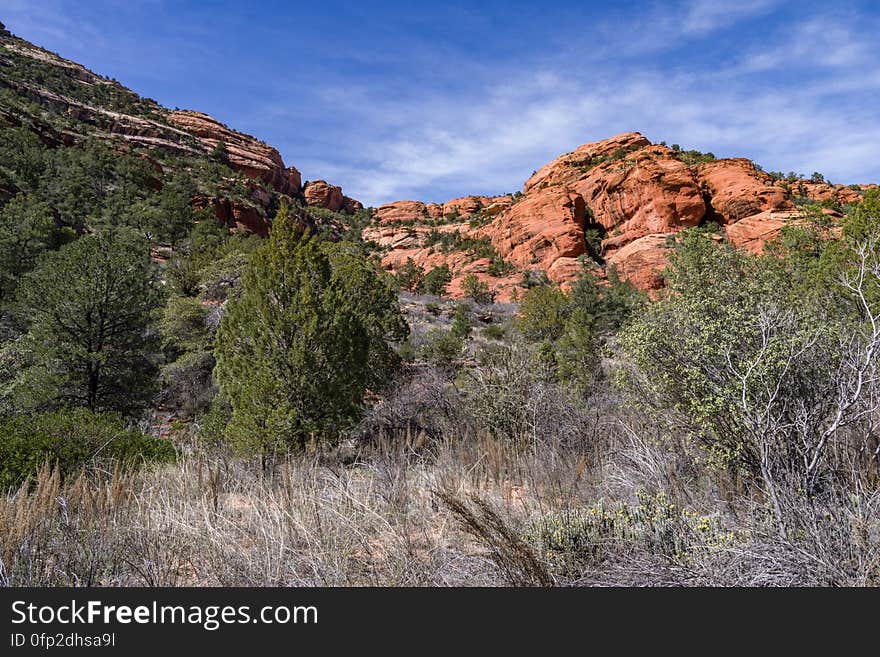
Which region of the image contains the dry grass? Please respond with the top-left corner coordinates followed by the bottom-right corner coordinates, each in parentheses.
top-left (3, 411), bottom-right (878, 587)
top-left (2, 362), bottom-right (879, 587)
top-left (0, 435), bottom-right (558, 586)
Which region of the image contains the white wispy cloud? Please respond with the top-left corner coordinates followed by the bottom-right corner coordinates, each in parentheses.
top-left (680, 0), bottom-right (780, 35)
top-left (291, 7), bottom-right (879, 205)
top-left (3, 2), bottom-right (878, 206)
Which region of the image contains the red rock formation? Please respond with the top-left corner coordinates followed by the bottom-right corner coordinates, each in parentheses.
top-left (303, 179), bottom-right (344, 211)
top-left (801, 181), bottom-right (863, 205)
top-left (167, 110), bottom-right (295, 195)
top-left (2, 29), bottom-right (365, 244)
top-left (724, 210), bottom-right (797, 253)
top-left (525, 134), bottom-right (705, 240)
top-left (343, 196), bottom-right (364, 213)
top-left (194, 196), bottom-right (269, 237)
top-left (605, 234), bottom-right (673, 290)
top-left (442, 196), bottom-right (490, 218)
top-left (524, 132), bottom-right (652, 193)
top-left (579, 150), bottom-right (705, 236)
top-left (696, 159), bottom-right (792, 223)
top-left (287, 166), bottom-right (302, 194)
top-left (375, 201), bottom-right (430, 224)
top-left (481, 187), bottom-right (587, 276)
top-left (367, 131), bottom-right (877, 297)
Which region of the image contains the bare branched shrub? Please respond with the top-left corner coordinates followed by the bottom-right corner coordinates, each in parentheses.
top-left (462, 340), bottom-right (597, 448)
top-left (353, 365), bottom-right (470, 447)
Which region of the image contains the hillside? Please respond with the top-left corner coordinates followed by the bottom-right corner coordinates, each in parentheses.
top-left (0, 21), bottom-right (359, 238)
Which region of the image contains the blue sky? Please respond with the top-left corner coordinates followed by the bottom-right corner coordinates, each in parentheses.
top-left (3, 1), bottom-right (879, 206)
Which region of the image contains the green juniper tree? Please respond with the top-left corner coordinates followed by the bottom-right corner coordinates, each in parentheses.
top-left (323, 241), bottom-right (409, 390)
top-left (395, 257), bottom-right (424, 292)
top-left (461, 273), bottom-right (492, 304)
top-left (214, 205), bottom-right (405, 457)
top-left (419, 264), bottom-right (452, 296)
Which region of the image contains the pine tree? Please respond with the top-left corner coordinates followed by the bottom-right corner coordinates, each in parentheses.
top-left (16, 231), bottom-right (163, 414)
top-left (0, 193), bottom-right (73, 303)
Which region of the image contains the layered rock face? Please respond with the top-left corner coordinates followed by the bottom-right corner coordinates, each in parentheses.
top-left (367, 132), bottom-right (874, 299)
top-left (165, 113), bottom-right (362, 217)
top-left (484, 187), bottom-right (586, 277)
top-left (167, 111), bottom-right (298, 196)
top-left (696, 159), bottom-right (792, 224)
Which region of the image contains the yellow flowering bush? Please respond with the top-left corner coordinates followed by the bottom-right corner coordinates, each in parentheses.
top-left (525, 492), bottom-right (743, 576)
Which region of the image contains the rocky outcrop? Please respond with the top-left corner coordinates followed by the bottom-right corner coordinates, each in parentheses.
top-left (298, 179), bottom-right (363, 213)
top-left (2, 33), bottom-right (376, 216)
top-left (375, 201), bottom-right (431, 224)
top-left (724, 210), bottom-right (798, 253)
top-left (605, 234), bottom-right (673, 290)
top-left (580, 147), bottom-right (705, 237)
top-left (367, 131), bottom-right (877, 297)
top-left (524, 133), bottom-right (705, 247)
top-left (800, 181), bottom-right (863, 206)
top-left (514, 133), bottom-right (706, 289)
top-left (343, 196), bottom-right (364, 212)
top-left (194, 195), bottom-right (269, 237)
top-left (482, 187), bottom-right (587, 279)
top-left (524, 132), bottom-right (652, 192)
top-left (441, 196), bottom-right (494, 218)
top-left (166, 110), bottom-right (298, 195)
top-left (287, 166), bottom-right (302, 194)
top-left (303, 179), bottom-right (344, 211)
top-left (696, 159), bottom-right (793, 223)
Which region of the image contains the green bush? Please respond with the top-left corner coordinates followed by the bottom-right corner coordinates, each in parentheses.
top-left (516, 284), bottom-right (570, 341)
top-left (199, 252), bottom-right (252, 301)
top-left (487, 258), bottom-right (515, 277)
top-left (419, 265), bottom-right (452, 296)
top-left (0, 409), bottom-right (175, 489)
top-left (450, 303), bottom-right (472, 339)
top-left (461, 273), bottom-right (493, 304)
top-left (482, 324), bottom-right (506, 341)
top-left (526, 493), bottom-right (738, 577)
top-left (395, 257), bottom-right (424, 292)
top-left (421, 328), bottom-right (465, 365)
top-left (396, 340), bottom-right (417, 362)
top-left (159, 296), bottom-right (211, 359)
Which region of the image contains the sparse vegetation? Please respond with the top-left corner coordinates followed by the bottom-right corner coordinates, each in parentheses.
top-left (669, 143), bottom-right (716, 165)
